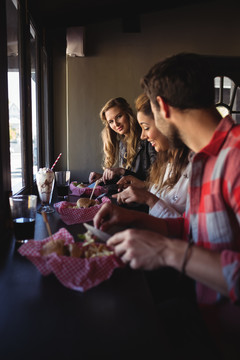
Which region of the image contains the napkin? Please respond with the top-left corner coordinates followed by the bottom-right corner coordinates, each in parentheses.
top-left (54, 196), bottom-right (111, 225)
top-left (69, 181), bottom-right (105, 197)
top-left (18, 228), bottom-right (124, 292)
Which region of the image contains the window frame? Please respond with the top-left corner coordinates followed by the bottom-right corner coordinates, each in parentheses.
top-left (6, 0), bottom-right (54, 196)
top-left (18, 0), bottom-right (34, 191)
top-left (205, 55), bottom-right (240, 122)
top-left (0, 0), bottom-right (12, 237)
top-left (0, 0), bottom-right (54, 239)
top-left (215, 76), bottom-right (237, 113)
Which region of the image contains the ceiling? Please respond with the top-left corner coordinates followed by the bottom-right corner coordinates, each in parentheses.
top-left (28, 0), bottom-right (215, 29)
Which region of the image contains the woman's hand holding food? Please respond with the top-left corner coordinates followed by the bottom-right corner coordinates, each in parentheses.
top-left (112, 186), bottom-right (159, 208)
top-left (117, 175), bottom-right (146, 191)
top-left (89, 172), bottom-right (102, 184)
top-left (102, 167), bottom-right (125, 183)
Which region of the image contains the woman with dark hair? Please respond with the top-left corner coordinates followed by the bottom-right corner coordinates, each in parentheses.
top-left (89, 97), bottom-right (156, 184)
top-left (114, 93), bottom-right (191, 218)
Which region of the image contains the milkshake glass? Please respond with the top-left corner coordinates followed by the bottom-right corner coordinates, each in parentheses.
top-left (36, 167), bottom-right (55, 213)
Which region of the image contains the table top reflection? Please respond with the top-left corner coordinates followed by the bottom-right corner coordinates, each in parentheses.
top-left (0, 191), bottom-right (163, 360)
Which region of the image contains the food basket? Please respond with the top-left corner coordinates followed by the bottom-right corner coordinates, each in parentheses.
top-left (69, 181), bottom-right (105, 197)
top-left (54, 196), bottom-right (111, 225)
top-left (18, 228), bottom-right (124, 292)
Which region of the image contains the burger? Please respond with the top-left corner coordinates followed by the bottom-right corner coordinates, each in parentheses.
top-left (76, 198), bottom-right (98, 208)
top-left (76, 182), bottom-right (87, 188)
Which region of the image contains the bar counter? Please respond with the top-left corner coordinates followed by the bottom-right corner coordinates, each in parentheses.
top-left (0, 194), bottom-right (167, 360)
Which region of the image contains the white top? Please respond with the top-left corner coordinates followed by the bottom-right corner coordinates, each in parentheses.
top-left (149, 162), bottom-right (191, 218)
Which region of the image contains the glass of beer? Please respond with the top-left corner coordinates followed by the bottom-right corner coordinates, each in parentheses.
top-left (9, 195), bottom-right (37, 243)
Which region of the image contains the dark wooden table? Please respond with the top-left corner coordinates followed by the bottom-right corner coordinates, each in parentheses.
top-left (0, 192), bottom-right (168, 360)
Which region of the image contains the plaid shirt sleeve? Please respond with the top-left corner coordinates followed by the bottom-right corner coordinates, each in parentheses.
top-left (220, 136), bottom-right (240, 303)
top-left (221, 250), bottom-right (240, 303)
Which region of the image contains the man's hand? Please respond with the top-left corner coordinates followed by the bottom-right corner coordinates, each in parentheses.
top-left (93, 203), bottom-right (135, 231)
top-left (107, 229), bottom-right (171, 270)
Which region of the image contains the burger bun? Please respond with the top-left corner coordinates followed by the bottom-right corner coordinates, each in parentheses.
top-left (76, 198), bottom-right (98, 208)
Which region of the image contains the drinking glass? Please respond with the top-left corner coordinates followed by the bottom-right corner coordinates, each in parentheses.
top-left (55, 170), bottom-right (71, 200)
top-left (9, 195), bottom-right (37, 243)
top-left (36, 167), bottom-right (55, 213)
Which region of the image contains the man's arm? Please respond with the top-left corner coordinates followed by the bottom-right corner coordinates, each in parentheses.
top-left (94, 203), bottom-right (184, 237)
top-left (107, 230), bottom-right (229, 298)
top-left (166, 239), bottom-right (229, 296)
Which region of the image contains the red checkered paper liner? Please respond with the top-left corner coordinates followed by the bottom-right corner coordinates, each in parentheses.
top-left (53, 196), bottom-right (111, 225)
top-left (18, 228), bottom-right (124, 292)
top-left (70, 181), bottom-right (105, 197)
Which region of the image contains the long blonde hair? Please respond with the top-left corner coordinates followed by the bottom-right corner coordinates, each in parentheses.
top-left (135, 93), bottom-right (189, 194)
top-left (100, 97), bottom-right (141, 169)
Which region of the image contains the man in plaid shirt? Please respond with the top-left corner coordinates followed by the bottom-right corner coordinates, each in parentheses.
top-left (94, 53), bottom-right (240, 358)
top-left (94, 53), bottom-right (240, 307)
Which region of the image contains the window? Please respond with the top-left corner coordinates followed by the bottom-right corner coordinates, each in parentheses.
top-left (6, 0), bottom-right (23, 193)
top-left (30, 22), bottom-right (39, 178)
top-left (2, 0), bottom-right (53, 236)
top-left (214, 76), bottom-right (240, 123)
top-left (5, 0), bottom-right (51, 195)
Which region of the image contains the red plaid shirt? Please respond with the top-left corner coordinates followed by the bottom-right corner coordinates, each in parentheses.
top-left (166, 115), bottom-right (240, 305)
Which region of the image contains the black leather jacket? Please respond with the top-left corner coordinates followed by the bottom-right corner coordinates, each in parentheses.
top-left (119, 139), bottom-right (156, 181)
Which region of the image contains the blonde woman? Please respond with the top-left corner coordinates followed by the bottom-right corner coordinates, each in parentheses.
top-left (89, 97), bottom-right (156, 184)
top-left (114, 94), bottom-right (191, 218)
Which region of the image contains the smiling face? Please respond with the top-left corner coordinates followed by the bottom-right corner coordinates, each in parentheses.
top-left (137, 111), bottom-right (169, 152)
top-left (105, 106), bottom-right (130, 136)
